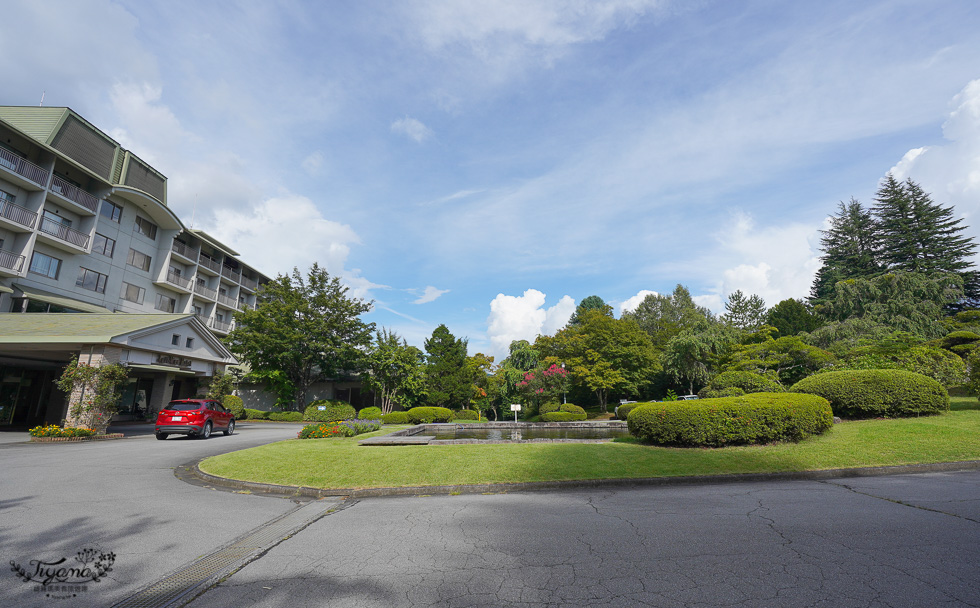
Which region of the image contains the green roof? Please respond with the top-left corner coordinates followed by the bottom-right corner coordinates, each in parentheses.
top-left (14, 284), bottom-right (112, 313)
top-left (0, 313), bottom-right (195, 344)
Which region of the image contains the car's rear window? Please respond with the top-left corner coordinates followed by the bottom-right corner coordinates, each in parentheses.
top-left (166, 402), bottom-right (204, 411)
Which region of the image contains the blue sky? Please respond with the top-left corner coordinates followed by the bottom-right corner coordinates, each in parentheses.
top-left (5, 0), bottom-right (980, 357)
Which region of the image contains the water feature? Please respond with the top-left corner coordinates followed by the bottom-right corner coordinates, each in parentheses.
top-left (359, 421), bottom-right (631, 445)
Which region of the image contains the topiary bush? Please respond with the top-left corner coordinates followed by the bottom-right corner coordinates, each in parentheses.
top-left (244, 408), bottom-right (268, 420)
top-left (268, 411), bottom-right (304, 422)
top-left (698, 371), bottom-right (783, 399)
top-left (381, 411), bottom-right (409, 424)
top-left (222, 394), bottom-right (245, 420)
top-left (615, 402), bottom-right (647, 420)
top-left (627, 393), bottom-right (833, 447)
top-left (542, 403), bottom-right (587, 422)
top-left (303, 400), bottom-right (357, 422)
top-left (453, 409), bottom-right (480, 420)
top-left (406, 406), bottom-right (454, 424)
top-left (358, 406), bottom-right (383, 420)
top-left (790, 369), bottom-right (949, 418)
top-left (538, 402), bottom-right (560, 415)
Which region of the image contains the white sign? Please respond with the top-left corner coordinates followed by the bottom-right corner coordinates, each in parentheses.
top-left (318, 406), bottom-right (326, 411)
top-left (510, 404), bottom-right (522, 411)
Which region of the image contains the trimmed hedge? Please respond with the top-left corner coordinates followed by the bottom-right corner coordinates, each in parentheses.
top-left (407, 407), bottom-right (454, 424)
top-left (539, 402), bottom-right (561, 415)
top-left (627, 392), bottom-right (833, 447)
top-left (453, 409), bottom-right (480, 420)
top-left (542, 403), bottom-right (587, 422)
top-left (358, 406), bottom-right (383, 420)
top-left (303, 400), bottom-right (357, 422)
top-left (381, 411), bottom-right (409, 424)
top-left (790, 369), bottom-right (949, 418)
top-left (222, 395), bottom-right (245, 420)
top-left (268, 411), bottom-right (304, 422)
top-left (615, 402), bottom-right (645, 420)
top-left (698, 371), bottom-right (783, 399)
top-left (244, 408), bottom-right (268, 420)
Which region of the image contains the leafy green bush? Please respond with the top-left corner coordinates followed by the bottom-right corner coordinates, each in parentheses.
top-left (29, 425), bottom-right (96, 438)
top-left (268, 411), bottom-right (304, 422)
top-left (358, 406), bottom-right (383, 420)
top-left (244, 408), bottom-right (268, 420)
top-left (698, 371), bottom-right (783, 399)
top-left (407, 406), bottom-right (454, 424)
top-left (542, 403), bottom-right (587, 422)
top-left (539, 402), bottom-right (560, 415)
top-left (381, 411), bottom-right (409, 424)
top-left (297, 420), bottom-right (382, 439)
top-left (222, 395), bottom-right (245, 420)
top-left (615, 402), bottom-right (646, 420)
top-left (453, 409), bottom-right (480, 420)
top-left (790, 369), bottom-right (949, 418)
top-left (627, 393), bottom-right (833, 447)
top-left (303, 400), bottom-right (357, 422)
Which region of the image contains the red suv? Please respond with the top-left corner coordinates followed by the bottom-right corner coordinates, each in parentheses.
top-left (155, 399), bottom-right (235, 440)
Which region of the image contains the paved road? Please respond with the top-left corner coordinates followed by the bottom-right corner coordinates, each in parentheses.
top-left (3, 425), bottom-right (979, 607)
top-left (0, 423), bottom-right (304, 607)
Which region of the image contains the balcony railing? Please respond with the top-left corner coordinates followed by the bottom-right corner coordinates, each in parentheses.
top-left (171, 239), bottom-right (199, 261)
top-left (221, 265), bottom-right (241, 282)
top-left (217, 293), bottom-right (237, 308)
top-left (194, 313), bottom-right (210, 325)
top-left (0, 199), bottom-right (38, 229)
top-left (241, 275), bottom-right (258, 290)
top-left (198, 254), bottom-right (220, 273)
top-left (39, 217), bottom-right (89, 248)
top-left (0, 249), bottom-right (25, 273)
top-left (0, 147), bottom-right (50, 187)
top-left (165, 268), bottom-right (192, 289)
top-left (238, 301), bottom-right (251, 311)
top-left (194, 283), bottom-right (217, 299)
top-left (211, 318), bottom-right (231, 332)
top-left (50, 176), bottom-right (99, 213)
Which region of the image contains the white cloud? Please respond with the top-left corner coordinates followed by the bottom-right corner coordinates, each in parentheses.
top-left (619, 290), bottom-right (658, 314)
top-left (301, 151), bottom-right (324, 176)
top-left (413, 286), bottom-right (450, 304)
top-left (486, 289), bottom-right (575, 358)
top-left (391, 116), bottom-right (434, 143)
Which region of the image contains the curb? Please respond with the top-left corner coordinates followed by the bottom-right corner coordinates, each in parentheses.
top-left (188, 459), bottom-right (980, 499)
top-left (29, 433), bottom-right (126, 443)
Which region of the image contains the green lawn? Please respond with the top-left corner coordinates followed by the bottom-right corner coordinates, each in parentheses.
top-left (199, 410), bottom-right (980, 490)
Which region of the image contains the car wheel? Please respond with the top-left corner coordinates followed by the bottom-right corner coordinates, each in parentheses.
top-left (199, 421), bottom-right (212, 439)
top-left (223, 420), bottom-right (235, 436)
top-left (155, 433), bottom-right (168, 440)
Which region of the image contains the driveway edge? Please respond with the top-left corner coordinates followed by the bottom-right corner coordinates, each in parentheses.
top-left (188, 459), bottom-right (980, 499)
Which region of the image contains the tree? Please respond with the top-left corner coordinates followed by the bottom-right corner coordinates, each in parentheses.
top-left (660, 324), bottom-right (740, 394)
top-left (424, 324), bottom-right (471, 409)
top-left (57, 356), bottom-right (130, 434)
top-left (765, 298), bottom-right (823, 337)
top-left (722, 290), bottom-right (767, 330)
top-left (226, 264), bottom-right (374, 411)
top-left (725, 336), bottom-right (836, 386)
top-left (364, 329), bottom-right (427, 414)
top-left (205, 371), bottom-right (236, 400)
top-left (568, 295), bottom-right (613, 326)
top-left (810, 198), bottom-right (880, 305)
top-left (622, 285), bottom-right (715, 349)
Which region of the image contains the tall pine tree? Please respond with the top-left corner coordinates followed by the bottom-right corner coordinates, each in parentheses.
top-left (424, 324), bottom-right (471, 409)
top-left (810, 198), bottom-right (879, 305)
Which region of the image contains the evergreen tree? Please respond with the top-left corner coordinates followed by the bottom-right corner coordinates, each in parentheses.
top-left (568, 295), bottom-right (613, 325)
top-left (810, 198), bottom-right (879, 305)
top-left (423, 324), bottom-right (471, 409)
top-left (765, 298), bottom-right (822, 337)
top-left (722, 290), bottom-right (767, 330)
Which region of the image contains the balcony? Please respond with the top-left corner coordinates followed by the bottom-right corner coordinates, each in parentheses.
top-left (49, 176), bottom-right (99, 214)
top-left (221, 265), bottom-right (242, 282)
top-left (163, 268), bottom-right (192, 291)
top-left (171, 239), bottom-right (200, 262)
top-left (240, 275), bottom-right (258, 291)
top-left (0, 248), bottom-right (25, 275)
top-left (210, 318), bottom-right (232, 333)
top-left (0, 147), bottom-right (49, 190)
top-left (194, 313), bottom-right (210, 326)
top-left (198, 254), bottom-right (220, 275)
top-left (38, 216), bottom-right (89, 250)
top-left (0, 199), bottom-right (38, 231)
top-left (193, 282), bottom-right (217, 300)
top-left (217, 293), bottom-right (237, 309)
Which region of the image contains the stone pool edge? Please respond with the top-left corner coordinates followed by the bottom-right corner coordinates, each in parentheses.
top-left (358, 421), bottom-right (629, 446)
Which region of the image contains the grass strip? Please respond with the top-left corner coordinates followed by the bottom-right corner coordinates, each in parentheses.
top-left (200, 409), bottom-right (980, 490)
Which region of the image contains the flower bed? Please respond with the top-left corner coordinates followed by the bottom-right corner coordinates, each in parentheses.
top-left (297, 419), bottom-right (382, 439)
top-left (29, 425), bottom-right (124, 442)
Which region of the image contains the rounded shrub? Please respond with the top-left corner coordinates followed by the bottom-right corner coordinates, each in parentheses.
top-left (542, 403), bottom-right (587, 422)
top-left (358, 406), bottom-right (383, 420)
top-left (790, 369), bottom-right (949, 418)
top-left (615, 402), bottom-right (646, 420)
top-left (627, 392), bottom-right (833, 447)
top-left (381, 411), bottom-right (409, 424)
top-left (453, 409), bottom-right (480, 420)
top-left (538, 402), bottom-right (560, 415)
top-left (244, 408), bottom-right (268, 420)
top-left (406, 406), bottom-right (454, 424)
top-left (222, 394), bottom-right (245, 420)
top-left (303, 400), bottom-right (357, 422)
top-left (268, 411), bottom-right (304, 422)
top-left (698, 371), bottom-right (783, 399)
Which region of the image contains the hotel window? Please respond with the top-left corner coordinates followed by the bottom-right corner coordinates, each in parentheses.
top-left (100, 200), bottom-right (123, 223)
top-left (40, 209), bottom-right (71, 236)
top-left (121, 282), bottom-right (145, 304)
top-left (76, 267), bottom-right (108, 293)
top-left (92, 233), bottom-right (116, 258)
top-left (171, 334), bottom-right (180, 346)
top-left (0, 188), bottom-right (14, 204)
top-left (126, 248), bottom-right (152, 272)
top-left (28, 251), bottom-right (61, 279)
top-left (134, 216), bottom-right (157, 240)
top-left (155, 293), bottom-right (176, 313)
top-left (185, 337), bottom-right (194, 348)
